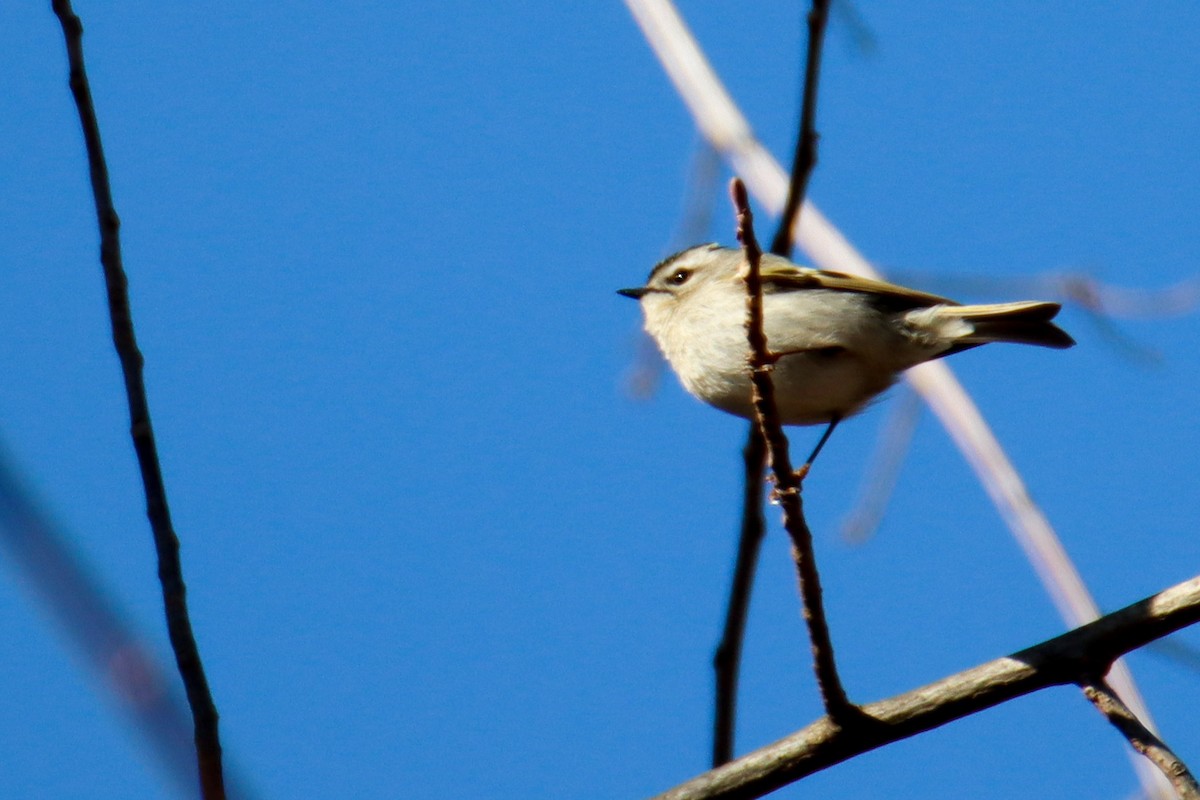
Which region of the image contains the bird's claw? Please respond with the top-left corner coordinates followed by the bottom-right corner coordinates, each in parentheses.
top-left (765, 465), bottom-right (810, 503)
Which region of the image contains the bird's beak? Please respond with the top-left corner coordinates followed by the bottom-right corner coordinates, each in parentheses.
top-left (617, 287), bottom-right (648, 299)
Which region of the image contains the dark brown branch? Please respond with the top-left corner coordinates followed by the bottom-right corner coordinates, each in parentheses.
top-left (769, 0), bottom-right (832, 259)
top-left (1081, 678), bottom-right (1200, 800)
top-left (731, 178), bottom-right (850, 717)
top-left (653, 575), bottom-right (1200, 800)
top-left (714, 0), bottom-right (836, 764)
top-left (49, 3), bottom-right (227, 798)
top-left (712, 424), bottom-right (767, 766)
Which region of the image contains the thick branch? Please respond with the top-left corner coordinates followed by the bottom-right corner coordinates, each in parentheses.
top-left (1082, 678), bottom-right (1200, 800)
top-left (652, 575), bottom-right (1200, 800)
top-left (732, 179), bottom-right (850, 716)
top-left (49, 3), bottom-right (226, 798)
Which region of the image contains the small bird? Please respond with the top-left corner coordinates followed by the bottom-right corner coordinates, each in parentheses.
top-left (619, 244), bottom-right (1073, 461)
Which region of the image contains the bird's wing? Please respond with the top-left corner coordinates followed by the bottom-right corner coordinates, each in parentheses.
top-left (759, 255), bottom-right (957, 310)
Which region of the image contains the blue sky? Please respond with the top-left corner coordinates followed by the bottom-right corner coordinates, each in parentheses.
top-left (1, 2), bottom-right (1198, 798)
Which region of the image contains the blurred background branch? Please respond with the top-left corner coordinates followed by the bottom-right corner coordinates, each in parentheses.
top-left (0, 446), bottom-right (253, 799)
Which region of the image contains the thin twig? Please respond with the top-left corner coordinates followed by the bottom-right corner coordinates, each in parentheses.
top-left (732, 178), bottom-right (851, 717)
top-left (770, 0), bottom-right (831, 259)
top-left (712, 0), bottom-right (836, 761)
top-left (712, 424), bottom-right (766, 767)
top-left (1081, 678), bottom-right (1200, 800)
top-left (652, 575), bottom-right (1200, 800)
top-left (49, 4), bottom-right (226, 798)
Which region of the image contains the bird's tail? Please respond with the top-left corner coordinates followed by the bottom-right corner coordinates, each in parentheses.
top-left (909, 301), bottom-right (1075, 352)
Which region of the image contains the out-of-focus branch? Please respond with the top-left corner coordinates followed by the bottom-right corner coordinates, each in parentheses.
top-left (0, 447), bottom-right (257, 799)
top-left (620, 1), bottom-right (1171, 794)
top-left (839, 388), bottom-right (921, 544)
top-left (1054, 273), bottom-right (1200, 319)
top-left (829, 0), bottom-right (878, 57)
top-left (49, 3), bottom-right (226, 798)
top-left (733, 178), bottom-right (851, 717)
top-left (652, 575), bottom-right (1200, 800)
top-left (673, 140), bottom-right (724, 248)
top-left (1019, 271), bottom-right (1200, 368)
top-left (1149, 637), bottom-right (1200, 674)
top-left (0, 448), bottom-right (200, 798)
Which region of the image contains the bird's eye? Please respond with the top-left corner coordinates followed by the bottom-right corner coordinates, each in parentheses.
top-left (670, 269), bottom-right (691, 286)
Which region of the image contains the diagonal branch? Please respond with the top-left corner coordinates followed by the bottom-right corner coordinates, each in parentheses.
top-left (49, 3), bottom-right (226, 798)
top-left (0, 446), bottom-right (209, 798)
top-left (1081, 678), bottom-right (1200, 800)
top-left (652, 575), bottom-right (1200, 800)
top-left (839, 388), bottom-right (921, 543)
top-left (732, 179), bottom-right (850, 718)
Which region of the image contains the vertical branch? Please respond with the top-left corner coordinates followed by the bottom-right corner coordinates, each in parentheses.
top-left (770, 0), bottom-right (832, 260)
top-left (49, 4), bottom-right (227, 798)
top-left (732, 179), bottom-right (850, 717)
top-left (713, 0), bottom-right (836, 761)
top-left (713, 0), bottom-right (835, 757)
top-left (1081, 678), bottom-right (1199, 800)
top-left (712, 424), bottom-right (766, 766)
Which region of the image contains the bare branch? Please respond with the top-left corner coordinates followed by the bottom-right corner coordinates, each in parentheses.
top-left (732, 178), bottom-right (850, 717)
top-left (714, 0), bottom-right (836, 761)
top-left (770, 0), bottom-right (831, 259)
top-left (1082, 678), bottom-right (1200, 800)
top-left (652, 576), bottom-right (1200, 800)
top-left (712, 425), bottom-right (766, 767)
top-left (49, 3), bottom-right (226, 798)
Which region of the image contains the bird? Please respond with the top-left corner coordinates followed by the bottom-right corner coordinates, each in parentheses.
top-left (619, 243), bottom-right (1074, 464)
